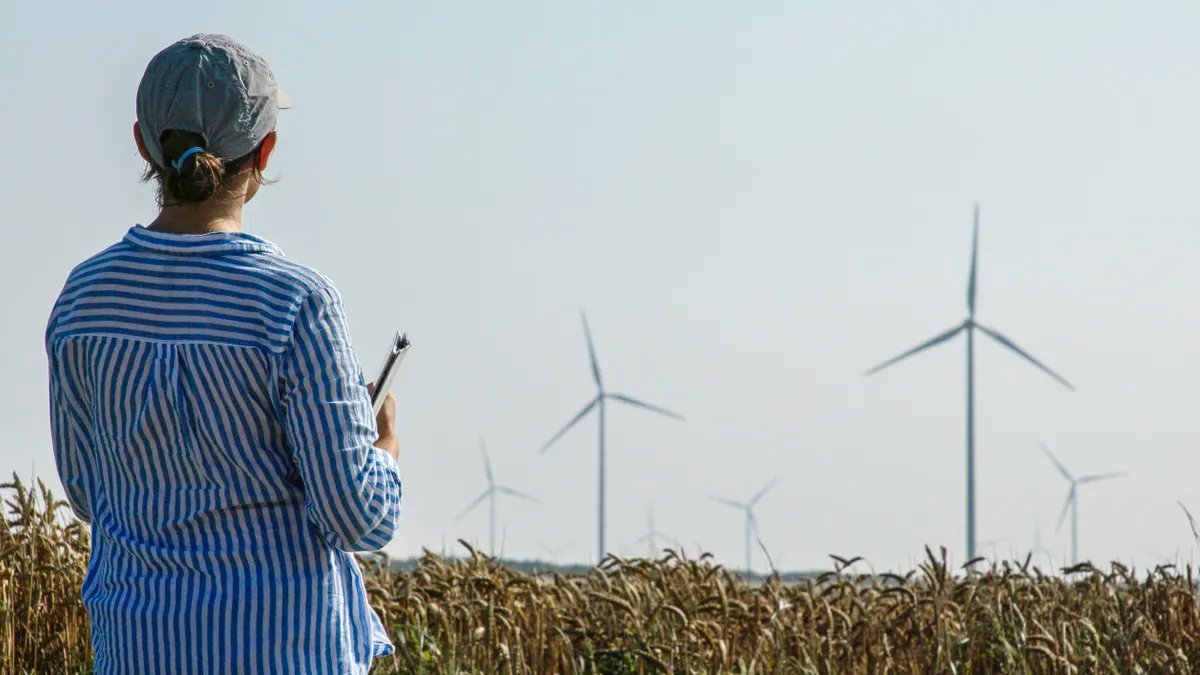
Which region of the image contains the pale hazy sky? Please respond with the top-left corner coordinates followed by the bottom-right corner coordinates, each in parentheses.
top-left (4, 1), bottom-right (1200, 573)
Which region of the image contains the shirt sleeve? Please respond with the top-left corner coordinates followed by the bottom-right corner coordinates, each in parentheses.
top-left (47, 342), bottom-right (94, 524)
top-left (278, 286), bottom-right (402, 552)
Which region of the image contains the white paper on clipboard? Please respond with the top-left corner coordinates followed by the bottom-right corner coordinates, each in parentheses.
top-left (370, 331), bottom-right (410, 416)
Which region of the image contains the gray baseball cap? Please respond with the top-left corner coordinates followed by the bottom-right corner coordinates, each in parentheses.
top-left (136, 33), bottom-right (291, 169)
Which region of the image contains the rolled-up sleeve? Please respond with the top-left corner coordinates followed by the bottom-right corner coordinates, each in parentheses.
top-left (278, 286), bottom-right (402, 552)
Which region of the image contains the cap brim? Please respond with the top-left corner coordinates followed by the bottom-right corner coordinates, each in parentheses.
top-left (277, 88), bottom-right (293, 110)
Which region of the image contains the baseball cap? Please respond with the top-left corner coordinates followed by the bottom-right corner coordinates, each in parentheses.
top-left (136, 34), bottom-right (291, 169)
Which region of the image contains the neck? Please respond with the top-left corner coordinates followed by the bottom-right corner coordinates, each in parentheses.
top-left (147, 199), bottom-right (245, 235)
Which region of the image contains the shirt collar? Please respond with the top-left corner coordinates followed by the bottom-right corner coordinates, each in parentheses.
top-left (122, 225), bottom-right (284, 257)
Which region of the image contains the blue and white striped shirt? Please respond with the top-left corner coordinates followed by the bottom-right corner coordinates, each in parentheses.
top-left (46, 225), bottom-right (402, 674)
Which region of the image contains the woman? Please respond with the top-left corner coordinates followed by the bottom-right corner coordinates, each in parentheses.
top-left (45, 34), bottom-right (402, 674)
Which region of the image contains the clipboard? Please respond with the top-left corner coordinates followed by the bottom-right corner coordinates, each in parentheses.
top-left (370, 331), bottom-right (410, 416)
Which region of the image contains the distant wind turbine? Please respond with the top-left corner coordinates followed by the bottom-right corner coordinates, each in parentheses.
top-left (711, 478), bottom-right (778, 574)
top-left (614, 537), bottom-right (638, 558)
top-left (540, 312), bottom-right (685, 562)
top-left (456, 439), bottom-right (539, 557)
top-left (1040, 442), bottom-right (1126, 566)
top-left (770, 543), bottom-right (791, 572)
top-left (539, 542), bottom-right (573, 564)
top-left (1028, 522), bottom-right (1053, 569)
top-left (978, 536), bottom-right (1008, 561)
top-left (1146, 545), bottom-right (1180, 568)
top-left (635, 504), bottom-right (670, 556)
top-left (865, 204), bottom-right (1075, 561)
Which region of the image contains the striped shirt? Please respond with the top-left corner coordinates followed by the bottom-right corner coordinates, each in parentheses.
top-left (46, 225), bottom-right (402, 674)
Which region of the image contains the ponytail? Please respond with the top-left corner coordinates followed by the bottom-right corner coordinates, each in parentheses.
top-left (141, 129), bottom-right (268, 206)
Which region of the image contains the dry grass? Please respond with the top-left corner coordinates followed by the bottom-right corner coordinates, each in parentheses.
top-left (0, 475), bottom-right (92, 675)
top-left (365, 545), bottom-right (1200, 674)
top-left (2, 474), bottom-right (1198, 674)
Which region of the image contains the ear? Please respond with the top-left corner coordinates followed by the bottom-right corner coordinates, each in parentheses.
top-left (133, 122), bottom-right (152, 162)
top-left (255, 131), bottom-right (278, 172)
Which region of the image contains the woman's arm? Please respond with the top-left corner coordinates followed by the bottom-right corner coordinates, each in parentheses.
top-left (278, 286), bottom-right (402, 552)
top-left (47, 342), bottom-right (94, 524)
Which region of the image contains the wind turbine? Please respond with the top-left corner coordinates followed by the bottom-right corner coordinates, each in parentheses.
top-left (539, 542), bottom-right (573, 564)
top-left (455, 439), bottom-right (539, 557)
top-left (1146, 545), bottom-right (1180, 569)
top-left (768, 543), bottom-right (791, 573)
top-left (864, 204), bottom-right (1074, 561)
top-left (979, 536), bottom-right (1008, 561)
top-left (540, 312), bottom-right (685, 562)
top-left (1028, 522), bottom-right (1053, 569)
top-left (710, 478), bottom-right (778, 575)
top-left (635, 503), bottom-right (672, 556)
top-left (1040, 442), bottom-right (1126, 566)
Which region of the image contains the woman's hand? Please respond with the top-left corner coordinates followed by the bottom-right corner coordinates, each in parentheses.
top-left (366, 383), bottom-right (400, 461)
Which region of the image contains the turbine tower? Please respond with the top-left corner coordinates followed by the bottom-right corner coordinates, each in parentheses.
top-left (540, 312), bottom-right (685, 562)
top-left (1040, 442), bottom-right (1126, 566)
top-left (456, 438), bottom-right (539, 557)
top-left (864, 204), bottom-right (1074, 561)
top-left (710, 478), bottom-right (778, 574)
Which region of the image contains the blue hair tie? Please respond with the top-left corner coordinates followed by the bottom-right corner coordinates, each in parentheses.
top-left (171, 146), bottom-right (205, 170)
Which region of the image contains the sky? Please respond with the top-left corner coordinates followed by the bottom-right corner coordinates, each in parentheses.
top-left (3, 1), bottom-right (1200, 574)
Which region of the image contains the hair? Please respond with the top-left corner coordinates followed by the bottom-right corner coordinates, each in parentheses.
top-left (141, 129), bottom-right (273, 206)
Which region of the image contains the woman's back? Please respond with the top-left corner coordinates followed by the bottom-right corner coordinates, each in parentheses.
top-left (47, 34), bottom-right (402, 675)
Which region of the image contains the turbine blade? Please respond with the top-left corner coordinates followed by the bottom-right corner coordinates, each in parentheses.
top-left (539, 397), bottom-right (600, 454)
top-left (975, 323), bottom-right (1074, 391)
top-left (454, 490), bottom-right (491, 522)
top-left (581, 312), bottom-right (602, 390)
top-left (864, 324), bottom-right (966, 377)
top-left (1078, 471), bottom-right (1127, 485)
top-left (480, 438), bottom-right (493, 486)
top-left (1055, 489), bottom-right (1074, 533)
top-left (1039, 442), bottom-right (1074, 482)
top-left (607, 394), bottom-right (685, 421)
top-left (496, 486), bottom-right (540, 503)
top-left (968, 203), bottom-right (979, 315)
top-left (709, 496), bottom-right (746, 510)
top-left (750, 477), bottom-right (779, 506)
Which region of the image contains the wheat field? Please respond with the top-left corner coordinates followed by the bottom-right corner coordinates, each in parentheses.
top-left (3, 474), bottom-right (1198, 674)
